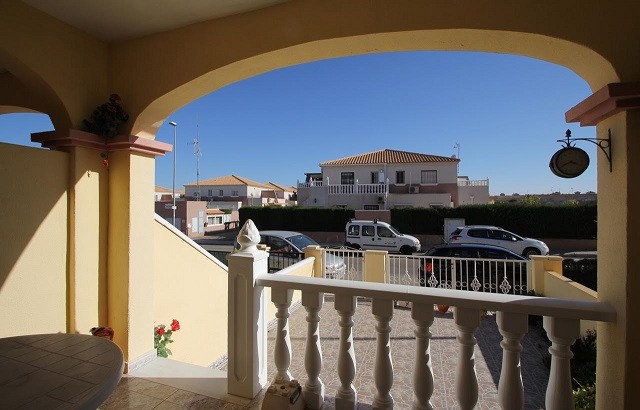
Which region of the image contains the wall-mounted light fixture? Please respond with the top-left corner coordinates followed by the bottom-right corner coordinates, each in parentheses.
top-left (550, 129), bottom-right (612, 178)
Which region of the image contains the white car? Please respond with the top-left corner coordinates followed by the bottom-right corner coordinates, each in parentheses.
top-left (448, 225), bottom-right (549, 257)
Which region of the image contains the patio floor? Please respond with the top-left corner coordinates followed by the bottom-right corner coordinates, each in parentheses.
top-left (101, 298), bottom-right (550, 409)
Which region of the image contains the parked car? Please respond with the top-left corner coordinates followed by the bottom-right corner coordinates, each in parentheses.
top-left (242, 230), bottom-right (347, 277)
top-left (448, 225), bottom-right (549, 257)
top-left (420, 243), bottom-right (528, 294)
top-left (345, 219), bottom-right (420, 255)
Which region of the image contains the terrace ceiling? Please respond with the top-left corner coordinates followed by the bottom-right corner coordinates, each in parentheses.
top-left (20, 0), bottom-right (287, 42)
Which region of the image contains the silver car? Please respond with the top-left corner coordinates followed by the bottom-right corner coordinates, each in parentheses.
top-left (448, 225), bottom-right (549, 257)
top-left (258, 230), bottom-right (347, 277)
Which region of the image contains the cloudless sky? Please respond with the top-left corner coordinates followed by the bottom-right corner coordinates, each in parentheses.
top-left (0, 51), bottom-right (597, 195)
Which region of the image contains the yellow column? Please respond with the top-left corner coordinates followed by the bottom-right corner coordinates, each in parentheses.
top-left (528, 255), bottom-right (563, 295)
top-left (364, 250), bottom-right (387, 283)
top-left (304, 246), bottom-right (324, 278)
top-left (107, 148), bottom-right (156, 369)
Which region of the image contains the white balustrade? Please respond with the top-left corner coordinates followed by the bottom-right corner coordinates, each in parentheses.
top-left (543, 317), bottom-right (581, 410)
top-left (335, 294), bottom-right (358, 409)
top-left (454, 307), bottom-right (480, 410)
top-left (272, 287), bottom-right (293, 382)
top-left (372, 299), bottom-right (394, 409)
top-left (497, 311), bottom-right (527, 409)
top-left (412, 302), bottom-right (435, 410)
top-left (227, 220), bottom-right (268, 398)
top-left (302, 291), bottom-right (325, 409)
top-left (230, 224), bottom-right (615, 407)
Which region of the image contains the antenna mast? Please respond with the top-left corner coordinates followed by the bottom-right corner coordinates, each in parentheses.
top-left (190, 119), bottom-right (202, 199)
top-left (453, 142), bottom-right (461, 173)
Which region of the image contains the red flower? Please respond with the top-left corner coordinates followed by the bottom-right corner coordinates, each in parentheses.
top-left (170, 319), bottom-right (180, 332)
top-left (156, 327), bottom-right (166, 336)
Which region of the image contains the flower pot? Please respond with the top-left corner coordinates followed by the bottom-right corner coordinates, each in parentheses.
top-left (436, 304), bottom-right (450, 313)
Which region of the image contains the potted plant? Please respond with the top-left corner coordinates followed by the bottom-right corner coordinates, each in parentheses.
top-left (83, 94), bottom-right (129, 138)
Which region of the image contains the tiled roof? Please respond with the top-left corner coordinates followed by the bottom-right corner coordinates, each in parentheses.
top-left (185, 174), bottom-right (265, 187)
top-left (264, 182), bottom-right (293, 192)
top-left (155, 185), bottom-right (172, 192)
top-left (320, 149), bottom-right (459, 166)
top-left (206, 209), bottom-right (225, 215)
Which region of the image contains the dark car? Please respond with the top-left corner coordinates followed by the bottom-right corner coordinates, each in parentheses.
top-left (420, 243), bottom-right (528, 294)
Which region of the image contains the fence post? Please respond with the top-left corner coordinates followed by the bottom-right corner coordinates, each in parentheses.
top-left (227, 220), bottom-right (268, 398)
top-left (529, 255), bottom-right (564, 294)
top-left (364, 250), bottom-right (388, 283)
top-left (305, 245), bottom-right (325, 278)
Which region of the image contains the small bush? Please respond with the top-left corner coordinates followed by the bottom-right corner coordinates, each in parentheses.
top-left (573, 384), bottom-right (596, 410)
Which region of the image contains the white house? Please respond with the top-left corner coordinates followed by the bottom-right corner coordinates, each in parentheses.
top-left (183, 175), bottom-right (295, 207)
top-left (297, 149), bottom-right (489, 209)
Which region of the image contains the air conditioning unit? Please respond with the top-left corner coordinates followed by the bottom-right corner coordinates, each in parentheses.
top-left (409, 186), bottom-right (419, 194)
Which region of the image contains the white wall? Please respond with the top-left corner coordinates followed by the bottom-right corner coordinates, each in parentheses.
top-left (321, 163), bottom-right (458, 186)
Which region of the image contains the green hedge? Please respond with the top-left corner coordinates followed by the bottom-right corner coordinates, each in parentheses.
top-left (390, 204), bottom-right (596, 239)
top-left (239, 204), bottom-right (596, 239)
top-left (239, 207), bottom-right (355, 232)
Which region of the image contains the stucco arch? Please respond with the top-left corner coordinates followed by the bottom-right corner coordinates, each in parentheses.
top-left (132, 28), bottom-right (618, 139)
top-left (0, 52), bottom-right (71, 130)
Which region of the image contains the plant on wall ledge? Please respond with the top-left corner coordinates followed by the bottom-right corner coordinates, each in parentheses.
top-left (154, 319), bottom-right (180, 358)
top-left (83, 94), bottom-right (130, 138)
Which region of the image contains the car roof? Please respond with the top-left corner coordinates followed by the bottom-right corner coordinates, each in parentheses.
top-left (260, 230), bottom-right (305, 238)
top-left (457, 225), bottom-right (501, 229)
top-left (347, 220), bottom-right (389, 224)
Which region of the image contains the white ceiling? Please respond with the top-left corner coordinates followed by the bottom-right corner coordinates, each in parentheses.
top-left (21, 0), bottom-right (286, 42)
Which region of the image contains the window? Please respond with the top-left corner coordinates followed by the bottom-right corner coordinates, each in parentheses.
top-left (207, 216), bottom-right (223, 225)
top-left (347, 225), bottom-right (360, 236)
top-left (490, 230), bottom-right (518, 241)
top-left (208, 189), bottom-right (213, 196)
top-left (219, 189), bottom-right (223, 196)
top-left (468, 229), bottom-right (490, 238)
top-left (377, 226), bottom-right (394, 238)
top-left (396, 171), bottom-right (405, 184)
top-left (341, 172), bottom-right (355, 185)
top-left (362, 225), bottom-right (375, 237)
top-left (421, 170), bottom-right (437, 184)
top-left (371, 172), bottom-right (379, 184)
top-left (231, 190), bottom-right (239, 197)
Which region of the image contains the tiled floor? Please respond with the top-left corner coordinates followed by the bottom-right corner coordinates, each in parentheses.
top-left (102, 298), bottom-right (550, 409)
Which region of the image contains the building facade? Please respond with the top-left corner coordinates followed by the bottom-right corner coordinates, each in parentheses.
top-left (297, 149), bottom-right (489, 209)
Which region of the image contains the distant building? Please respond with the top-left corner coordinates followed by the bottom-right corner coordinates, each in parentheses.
top-left (183, 174), bottom-right (296, 207)
top-left (297, 149), bottom-right (489, 209)
top-left (490, 192), bottom-right (597, 205)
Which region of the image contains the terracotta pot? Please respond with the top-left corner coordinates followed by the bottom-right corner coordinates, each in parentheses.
top-left (436, 304), bottom-right (450, 313)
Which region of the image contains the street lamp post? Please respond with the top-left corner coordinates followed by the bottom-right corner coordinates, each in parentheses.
top-left (169, 121), bottom-right (178, 227)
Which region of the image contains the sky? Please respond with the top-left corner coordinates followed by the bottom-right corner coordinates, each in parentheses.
top-left (0, 51), bottom-right (598, 195)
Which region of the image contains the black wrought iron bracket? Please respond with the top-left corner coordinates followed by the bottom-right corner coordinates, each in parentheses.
top-left (557, 128), bottom-right (612, 172)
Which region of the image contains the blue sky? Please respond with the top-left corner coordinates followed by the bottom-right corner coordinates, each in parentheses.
top-left (0, 51), bottom-right (597, 195)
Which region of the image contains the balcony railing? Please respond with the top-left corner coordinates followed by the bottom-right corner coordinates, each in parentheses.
top-left (227, 221), bottom-right (616, 409)
top-left (458, 178), bottom-right (489, 187)
top-left (298, 179), bottom-right (389, 195)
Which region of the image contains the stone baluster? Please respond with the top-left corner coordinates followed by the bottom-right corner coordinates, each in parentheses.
top-left (497, 311), bottom-right (528, 409)
top-left (227, 220), bottom-right (268, 398)
top-left (454, 307), bottom-right (480, 410)
top-left (335, 295), bottom-right (357, 409)
top-left (303, 291), bottom-right (325, 409)
top-left (412, 302), bottom-right (435, 410)
top-left (372, 299), bottom-right (394, 409)
top-left (272, 287), bottom-right (294, 382)
top-left (543, 317), bottom-right (581, 410)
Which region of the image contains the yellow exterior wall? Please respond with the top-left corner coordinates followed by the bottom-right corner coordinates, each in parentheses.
top-left (67, 146), bottom-right (109, 334)
top-left (154, 218), bottom-right (230, 366)
top-left (542, 271), bottom-right (598, 334)
top-left (0, 142), bottom-right (68, 336)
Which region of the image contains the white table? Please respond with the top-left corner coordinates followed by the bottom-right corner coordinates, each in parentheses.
top-left (0, 333), bottom-right (124, 409)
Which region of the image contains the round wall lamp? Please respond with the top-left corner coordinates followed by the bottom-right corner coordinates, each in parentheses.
top-left (549, 129), bottom-right (612, 178)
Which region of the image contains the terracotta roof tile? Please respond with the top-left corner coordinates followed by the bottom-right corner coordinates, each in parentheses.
top-left (185, 174), bottom-right (265, 187)
top-left (320, 149), bottom-right (459, 166)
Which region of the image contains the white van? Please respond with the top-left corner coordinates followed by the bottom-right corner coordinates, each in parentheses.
top-left (345, 219), bottom-right (421, 254)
